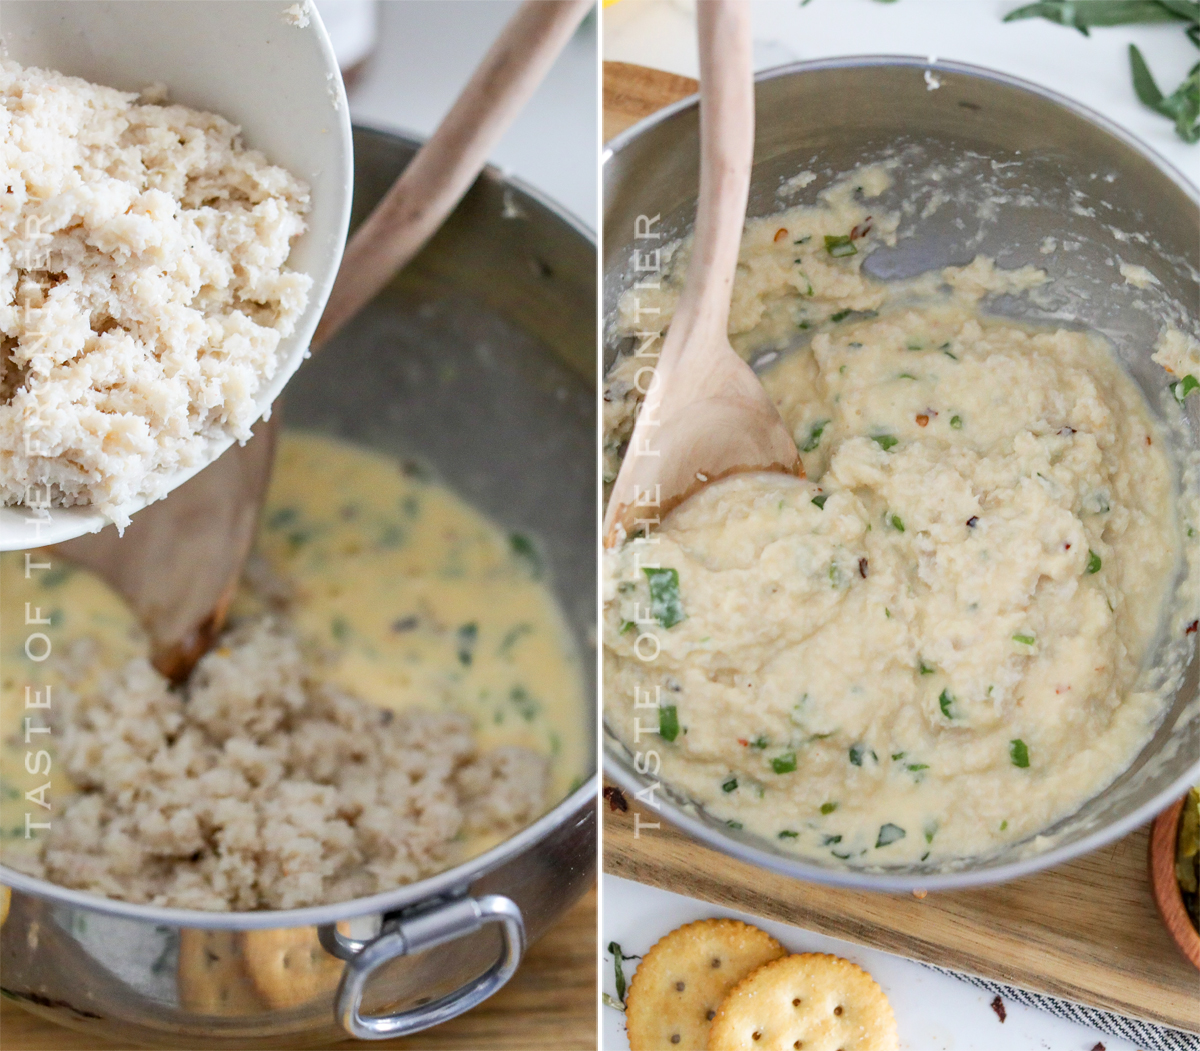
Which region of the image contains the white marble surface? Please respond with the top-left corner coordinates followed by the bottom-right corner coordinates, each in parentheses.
top-left (602, 874), bottom-right (1140, 1051)
top-left (604, 0), bottom-right (1199, 188)
top-left (332, 0), bottom-right (599, 228)
top-left (601, 2), bottom-right (1197, 1047)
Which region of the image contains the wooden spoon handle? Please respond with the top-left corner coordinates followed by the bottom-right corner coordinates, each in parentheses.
top-left (661, 0), bottom-right (754, 371)
top-left (312, 0), bottom-right (591, 349)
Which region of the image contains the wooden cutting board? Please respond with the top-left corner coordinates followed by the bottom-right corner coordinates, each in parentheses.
top-left (0, 887), bottom-right (596, 1050)
top-left (601, 60), bottom-right (1200, 1036)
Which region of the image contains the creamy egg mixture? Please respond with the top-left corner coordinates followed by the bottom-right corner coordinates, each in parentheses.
top-left (1, 430), bottom-right (587, 868)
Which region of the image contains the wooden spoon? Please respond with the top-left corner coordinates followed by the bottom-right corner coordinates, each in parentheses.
top-left (52, 0), bottom-right (591, 681)
top-left (602, 0), bottom-right (800, 547)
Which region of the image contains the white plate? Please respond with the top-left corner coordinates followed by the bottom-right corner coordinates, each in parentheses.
top-left (0, 0), bottom-right (354, 549)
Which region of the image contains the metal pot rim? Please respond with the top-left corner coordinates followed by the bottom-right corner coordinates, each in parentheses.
top-left (604, 54), bottom-right (1199, 203)
top-left (0, 776), bottom-right (599, 927)
top-left (1, 123), bottom-right (599, 928)
top-left (602, 55), bottom-right (1200, 892)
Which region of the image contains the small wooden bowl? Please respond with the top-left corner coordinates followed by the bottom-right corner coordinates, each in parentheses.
top-left (1149, 795), bottom-right (1200, 969)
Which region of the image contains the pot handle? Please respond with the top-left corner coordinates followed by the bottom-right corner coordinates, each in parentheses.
top-left (323, 894), bottom-right (525, 1040)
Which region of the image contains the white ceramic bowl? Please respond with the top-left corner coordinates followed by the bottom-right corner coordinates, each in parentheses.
top-left (0, 0), bottom-right (354, 549)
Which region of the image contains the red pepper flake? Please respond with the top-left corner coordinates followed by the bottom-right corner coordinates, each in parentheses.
top-left (859, 558), bottom-right (869, 578)
top-left (990, 995), bottom-right (1006, 1023)
top-left (916, 414), bottom-right (929, 427)
top-left (1145, 435), bottom-right (1152, 445)
top-left (774, 227), bottom-right (788, 243)
top-left (1091, 1044), bottom-right (1106, 1051)
top-left (603, 786), bottom-right (628, 812)
top-left (1064, 543), bottom-right (1071, 550)
top-left (850, 216), bottom-right (873, 240)
top-left (1187, 620), bottom-right (1198, 635)
top-left (737, 738), bottom-right (749, 747)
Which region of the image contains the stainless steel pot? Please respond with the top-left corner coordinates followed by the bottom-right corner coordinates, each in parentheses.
top-left (0, 126), bottom-right (598, 1047)
top-left (604, 58), bottom-right (1200, 891)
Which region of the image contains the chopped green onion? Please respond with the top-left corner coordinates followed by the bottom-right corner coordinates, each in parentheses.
top-left (659, 705), bottom-right (679, 742)
top-left (778, 830), bottom-right (799, 839)
top-left (619, 620), bottom-right (636, 635)
top-left (950, 415), bottom-right (963, 429)
top-left (919, 660), bottom-right (935, 675)
top-left (802, 420), bottom-right (830, 452)
top-left (811, 494), bottom-right (829, 510)
top-left (876, 823), bottom-right (906, 848)
top-left (825, 234), bottom-right (858, 257)
top-left (727, 820), bottom-right (743, 829)
top-left (872, 434), bottom-right (899, 451)
top-left (643, 567), bottom-right (685, 628)
top-left (771, 752), bottom-right (798, 774)
top-left (722, 775), bottom-right (739, 793)
top-left (907, 763), bottom-right (930, 772)
top-left (1086, 549), bottom-right (1102, 574)
top-left (890, 513), bottom-right (905, 531)
top-left (849, 743), bottom-right (867, 766)
top-left (820, 801), bottom-right (838, 815)
top-left (1171, 375), bottom-right (1199, 402)
top-left (1012, 633), bottom-right (1036, 646)
top-left (1010, 739), bottom-right (1030, 768)
top-left (830, 308), bottom-right (853, 322)
top-left (823, 833), bottom-right (843, 845)
top-left (939, 689), bottom-right (954, 719)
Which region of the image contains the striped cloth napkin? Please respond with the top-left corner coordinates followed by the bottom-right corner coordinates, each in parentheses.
top-left (926, 964), bottom-right (1200, 1051)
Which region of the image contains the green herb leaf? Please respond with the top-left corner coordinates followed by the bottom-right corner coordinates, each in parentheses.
top-left (950, 415), bottom-right (963, 429)
top-left (1086, 549), bottom-right (1102, 574)
top-left (1010, 738), bottom-right (1031, 768)
top-left (802, 420), bottom-right (830, 452)
top-left (1131, 46), bottom-right (1200, 142)
top-left (939, 688), bottom-right (954, 719)
top-left (722, 775), bottom-right (739, 793)
top-left (1004, 0), bottom-right (1192, 33)
top-left (825, 234), bottom-right (858, 257)
top-left (812, 494), bottom-right (829, 510)
top-left (659, 705), bottom-right (679, 742)
top-left (872, 434), bottom-right (899, 451)
top-left (820, 801), bottom-right (838, 814)
top-left (771, 752), bottom-right (798, 774)
top-left (876, 822), bottom-right (906, 848)
top-left (1012, 633), bottom-right (1036, 645)
top-left (889, 513), bottom-right (905, 531)
top-left (643, 567), bottom-right (686, 628)
top-left (778, 829), bottom-right (799, 840)
top-left (608, 942), bottom-right (632, 1003)
top-left (1171, 374), bottom-right (1200, 401)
